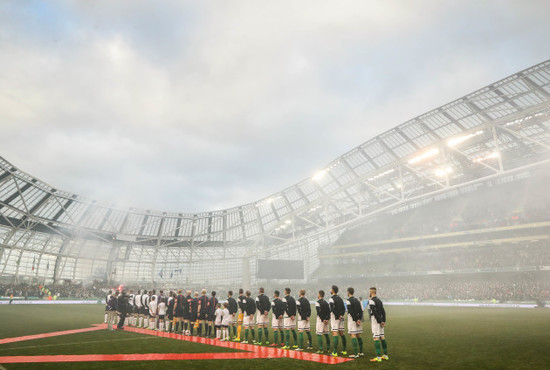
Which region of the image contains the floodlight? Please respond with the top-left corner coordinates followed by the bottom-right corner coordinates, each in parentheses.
top-left (434, 167), bottom-right (453, 177)
top-left (408, 148), bottom-right (439, 164)
top-left (312, 169), bottom-right (327, 181)
top-left (447, 131), bottom-right (483, 147)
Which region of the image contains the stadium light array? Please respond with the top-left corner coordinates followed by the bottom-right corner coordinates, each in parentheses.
top-left (255, 196), bottom-right (281, 207)
top-left (367, 168), bottom-right (395, 181)
top-left (408, 148), bottom-right (439, 164)
top-left (311, 169), bottom-right (327, 182)
top-left (434, 167), bottom-right (453, 177)
top-left (447, 131), bottom-right (484, 147)
top-left (311, 161), bottom-right (341, 182)
top-left (473, 152), bottom-right (499, 163)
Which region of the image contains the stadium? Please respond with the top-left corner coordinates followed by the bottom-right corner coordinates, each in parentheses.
top-left (1, 58), bottom-right (549, 369)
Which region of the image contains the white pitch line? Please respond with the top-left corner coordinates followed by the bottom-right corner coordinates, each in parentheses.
top-left (0, 336), bottom-right (159, 351)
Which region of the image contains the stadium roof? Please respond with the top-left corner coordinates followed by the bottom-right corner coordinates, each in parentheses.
top-left (1, 59), bottom-right (550, 276)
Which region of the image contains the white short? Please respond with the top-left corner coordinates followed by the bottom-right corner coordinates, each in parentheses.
top-left (347, 316), bottom-right (362, 335)
top-left (330, 313), bottom-right (345, 332)
top-left (256, 313), bottom-right (268, 325)
top-left (298, 319), bottom-right (310, 331)
top-left (272, 316), bottom-right (283, 329)
top-left (316, 317), bottom-right (329, 335)
top-left (230, 314), bottom-right (236, 324)
top-left (284, 317), bottom-right (296, 329)
top-left (215, 317), bottom-right (222, 326)
top-left (371, 316), bottom-right (384, 338)
top-left (243, 315), bottom-right (254, 327)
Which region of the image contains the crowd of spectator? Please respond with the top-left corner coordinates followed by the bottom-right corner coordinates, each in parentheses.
top-left (326, 242), bottom-right (550, 275)
top-left (368, 278), bottom-right (550, 303)
top-left (338, 176), bottom-right (550, 245)
top-left (1, 280), bottom-right (105, 299)
top-left (2, 275), bottom-right (548, 304)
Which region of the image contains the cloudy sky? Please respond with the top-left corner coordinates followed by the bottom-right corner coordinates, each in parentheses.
top-left (1, 0), bottom-right (549, 212)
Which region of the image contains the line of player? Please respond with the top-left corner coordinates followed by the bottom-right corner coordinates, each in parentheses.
top-left (104, 285), bottom-right (389, 361)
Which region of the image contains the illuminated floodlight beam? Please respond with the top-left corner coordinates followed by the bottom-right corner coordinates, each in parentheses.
top-left (311, 169), bottom-right (327, 182)
top-left (447, 131), bottom-right (484, 147)
top-left (367, 168), bottom-right (395, 181)
top-left (408, 148), bottom-right (439, 165)
top-left (255, 196), bottom-right (281, 207)
top-left (434, 167), bottom-right (453, 177)
top-left (473, 152), bottom-right (499, 163)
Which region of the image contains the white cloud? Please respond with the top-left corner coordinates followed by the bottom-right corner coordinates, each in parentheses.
top-left (0, 0), bottom-right (549, 212)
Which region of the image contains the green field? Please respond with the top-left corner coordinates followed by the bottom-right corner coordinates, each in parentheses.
top-left (0, 304), bottom-right (549, 369)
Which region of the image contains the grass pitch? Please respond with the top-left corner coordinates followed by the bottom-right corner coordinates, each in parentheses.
top-left (0, 304), bottom-right (549, 369)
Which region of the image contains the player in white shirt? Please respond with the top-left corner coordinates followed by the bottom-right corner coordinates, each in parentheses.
top-left (127, 290), bottom-right (135, 326)
top-left (142, 291), bottom-right (151, 329)
top-left (157, 297), bottom-right (167, 332)
top-left (134, 290), bottom-right (143, 327)
top-left (104, 290), bottom-right (112, 323)
top-left (148, 295), bottom-right (158, 330)
top-left (104, 290), bottom-right (112, 324)
top-left (214, 303), bottom-right (223, 339)
top-left (221, 303), bottom-right (231, 341)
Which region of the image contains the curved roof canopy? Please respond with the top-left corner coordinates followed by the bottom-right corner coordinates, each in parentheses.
top-left (1, 60), bottom-right (550, 248)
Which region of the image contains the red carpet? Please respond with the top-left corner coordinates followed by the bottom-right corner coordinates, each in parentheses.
top-left (0, 324), bottom-right (352, 365)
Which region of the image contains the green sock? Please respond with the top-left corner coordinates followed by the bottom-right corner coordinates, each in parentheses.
top-left (280, 331), bottom-right (285, 345)
top-left (292, 329), bottom-right (297, 342)
top-left (317, 334), bottom-right (323, 350)
top-left (233, 325), bottom-right (237, 337)
top-left (306, 331), bottom-right (312, 346)
top-left (274, 331), bottom-right (279, 343)
top-left (325, 334), bottom-right (330, 348)
top-left (251, 329), bottom-right (255, 341)
top-left (298, 332), bottom-right (303, 348)
top-left (258, 328), bottom-right (263, 343)
top-left (381, 339), bottom-right (387, 355)
top-left (332, 335), bottom-right (339, 352)
top-left (341, 335), bottom-right (347, 351)
top-left (244, 329), bottom-right (249, 341)
top-left (358, 337), bottom-right (363, 353)
top-left (374, 340), bottom-right (381, 356)
top-left (264, 328), bottom-right (269, 342)
top-left (352, 338), bottom-right (358, 355)
top-left (285, 330), bottom-right (290, 346)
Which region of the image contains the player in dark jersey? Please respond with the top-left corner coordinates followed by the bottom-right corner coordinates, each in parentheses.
top-left (329, 285), bottom-right (347, 356)
top-left (189, 291), bottom-right (199, 336)
top-left (346, 287), bottom-right (364, 358)
top-left (183, 290), bottom-right (193, 335)
top-left (242, 290), bottom-right (257, 343)
top-left (315, 289), bottom-right (331, 353)
top-left (227, 290), bottom-right (238, 340)
top-left (235, 288), bottom-right (246, 341)
top-left (197, 289), bottom-right (208, 337)
top-left (296, 289), bottom-right (312, 350)
top-left (271, 290), bottom-right (286, 346)
top-left (255, 287), bottom-right (271, 345)
top-left (206, 291), bottom-right (218, 338)
top-left (167, 292), bottom-right (176, 332)
top-left (283, 288), bottom-right (298, 349)
top-left (174, 289), bottom-right (184, 333)
top-left (368, 287), bottom-right (388, 362)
